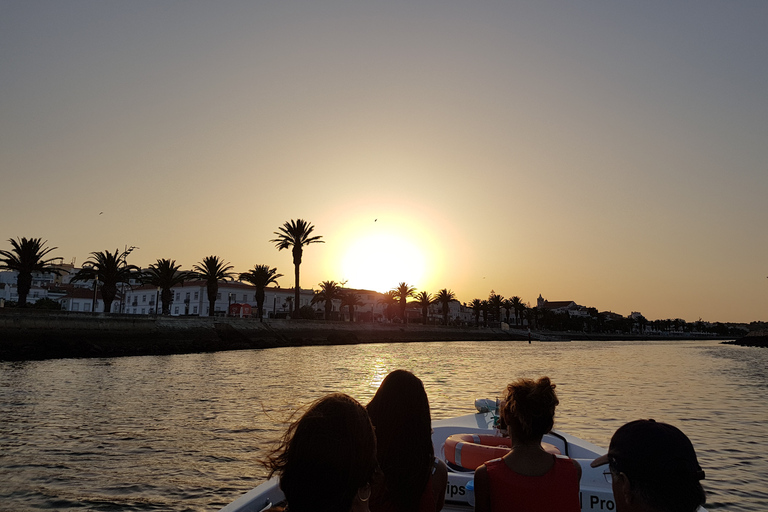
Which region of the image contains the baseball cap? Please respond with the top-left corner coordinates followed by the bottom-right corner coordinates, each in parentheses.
top-left (591, 419), bottom-right (705, 482)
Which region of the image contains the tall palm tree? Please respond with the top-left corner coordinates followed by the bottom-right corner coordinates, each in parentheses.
top-left (510, 296), bottom-right (524, 326)
top-left (239, 265), bottom-right (283, 321)
top-left (523, 304), bottom-right (534, 329)
top-left (270, 219), bottom-right (324, 317)
top-left (71, 249), bottom-right (139, 313)
top-left (311, 280), bottom-right (342, 321)
top-left (488, 291), bottom-right (503, 323)
top-left (435, 288), bottom-right (456, 325)
top-left (392, 282), bottom-right (416, 322)
top-left (142, 259), bottom-right (193, 315)
top-left (636, 314), bottom-right (648, 334)
top-left (481, 299), bottom-right (489, 327)
top-left (0, 237), bottom-right (62, 308)
top-left (378, 290), bottom-right (399, 322)
top-left (539, 308), bottom-right (552, 330)
top-left (193, 256), bottom-right (234, 317)
top-left (340, 291), bottom-right (363, 322)
top-left (470, 299), bottom-right (483, 327)
top-left (502, 298), bottom-right (513, 324)
top-left (413, 291), bottom-right (433, 324)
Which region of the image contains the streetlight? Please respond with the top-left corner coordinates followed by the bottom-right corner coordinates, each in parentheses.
top-left (91, 274), bottom-right (99, 313)
top-left (118, 245), bottom-right (138, 314)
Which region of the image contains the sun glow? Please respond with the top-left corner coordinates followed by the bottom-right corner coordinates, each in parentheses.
top-left (339, 231), bottom-right (427, 293)
top-left (321, 200), bottom-right (454, 295)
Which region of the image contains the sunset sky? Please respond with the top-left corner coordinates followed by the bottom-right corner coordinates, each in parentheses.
top-left (1, 2), bottom-right (766, 323)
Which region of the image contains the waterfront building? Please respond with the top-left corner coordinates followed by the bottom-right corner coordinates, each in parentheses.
top-left (122, 280), bottom-right (316, 318)
top-left (537, 294), bottom-right (590, 317)
top-left (0, 266), bottom-right (88, 306)
top-left (58, 285), bottom-right (114, 313)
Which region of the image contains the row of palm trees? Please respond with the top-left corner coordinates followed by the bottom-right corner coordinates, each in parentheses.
top-left (467, 292), bottom-right (529, 328)
top-left (0, 238), bottom-right (283, 320)
top-left (308, 280), bottom-right (459, 324)
top-left (0, 221), bottom-right (532, 326)
top-left (0, 220), bottom-right (323, 320)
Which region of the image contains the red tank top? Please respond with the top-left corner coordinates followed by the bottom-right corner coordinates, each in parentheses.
top-left (485, 456), bottom-right (580, 512)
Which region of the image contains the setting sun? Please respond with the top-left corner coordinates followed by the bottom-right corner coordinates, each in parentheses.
top-left (319, 201), bottom-right (451, 295)
top-left (339, 231), bottom-right (427, 293)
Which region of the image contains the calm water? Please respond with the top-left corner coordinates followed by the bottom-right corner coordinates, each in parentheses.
top-left (1, 340), bottom-right (766, 511)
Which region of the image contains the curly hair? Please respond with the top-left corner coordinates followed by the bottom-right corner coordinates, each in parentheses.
top-left (500, 376), bottom-right (559, 443)
top-left (366, 370), bottom-right (434, 512)
top-left (263, 393), bottom-right (378, 512)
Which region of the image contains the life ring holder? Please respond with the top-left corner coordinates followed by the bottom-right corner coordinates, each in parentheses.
top-left (444, 433), bottom-right (561, 471)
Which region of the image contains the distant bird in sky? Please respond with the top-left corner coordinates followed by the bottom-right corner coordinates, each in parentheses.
top-left (374, 219), bottom-right (377, 222)
top-left (99, 212), bottom-right (103, 215)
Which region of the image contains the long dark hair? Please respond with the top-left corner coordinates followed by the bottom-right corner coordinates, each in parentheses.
top-left (264, 393), bottom-right (377, 512)
top-left (366, 370), bottom-right (434, 512)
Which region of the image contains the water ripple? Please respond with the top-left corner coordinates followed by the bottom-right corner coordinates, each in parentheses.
top-left (1, 339), bottom-right (765, 511)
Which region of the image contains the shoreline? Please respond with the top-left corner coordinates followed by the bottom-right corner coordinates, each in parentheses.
top-left (722, 332), bottom-right (768, 348)
top-left (0, 310), bottom-right (741, 361)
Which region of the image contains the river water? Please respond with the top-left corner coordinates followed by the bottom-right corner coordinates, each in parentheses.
top-left (1, 339), bottom-right (766, 511)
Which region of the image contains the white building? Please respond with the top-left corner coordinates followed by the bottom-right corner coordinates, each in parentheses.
top-left (122, 280), bottom-right (317, 317)
top-left (1, 266), bottom-right (477, 324)
top-left (0, 264), bottom-right (87, 306)
top-left (58, 286), bottom-right (118, 313)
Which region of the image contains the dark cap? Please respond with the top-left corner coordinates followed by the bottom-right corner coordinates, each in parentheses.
top-left (591, 419), bottom-right (705, 482)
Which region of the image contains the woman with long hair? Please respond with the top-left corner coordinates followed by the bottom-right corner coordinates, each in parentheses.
top-left (473, 376), bottom-right (581, 512)
top-left (264, 393), bottom-right (378, 512)
top-left (366, 370), bottom-right (447, 512)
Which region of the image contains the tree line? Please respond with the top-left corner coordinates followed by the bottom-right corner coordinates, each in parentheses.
top-left (0, 220), bottom-right (753, 334)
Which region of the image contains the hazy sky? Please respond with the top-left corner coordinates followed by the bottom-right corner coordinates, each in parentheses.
top-left (2, 1), bottom-right (766, 323)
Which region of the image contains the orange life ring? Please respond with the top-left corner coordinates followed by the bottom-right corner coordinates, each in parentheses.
top-left (444, 434), bottom-right (561, 470)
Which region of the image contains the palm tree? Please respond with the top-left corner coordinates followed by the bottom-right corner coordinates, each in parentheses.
top-left (311, 280), bottom-right (342, 321)
top-left (502, 299), bottom-right (513, 324)
top-left (636, 314), bottom-right (648, 334)
top-left (521, 304), bottom-right (531, 329)
top-left (392, 282), bottom-right (416, 322)
top-left (142, 259), bottom-right (193, 315)
top-left (540, 307), bottom-right (553, 330)
top-left (340, 291), bottom-right (364, 322)
top-left (481, 299), bottom-right (489, 327)
top-left (193, 256), bottom-right (234, 317)
top-left (71, 249), bottom-right (139, 313)
top-left (488, 291), bottom-right (503, 323)
top-left (0, 237), bottom-right (62, 308)
top-left (413, 291), bottom-right (433, 324)
top-left (470, 298), bottom-right (483, 327)
top-left (239, 265), bottom-right (283, 321)
top-left (435, 288), bottom-right (456, 325)
top-left (270, 219), bottom-right (324, 317)
top-left (510, 296), bottom-right (524, 326)
top-left (378, 290), bottom-right (399, 322)
top-left (528, 306), bottom-right (540, 329)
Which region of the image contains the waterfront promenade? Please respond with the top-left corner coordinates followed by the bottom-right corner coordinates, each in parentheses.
top-left (0, 309), bottom-right (744, 361)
